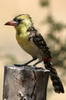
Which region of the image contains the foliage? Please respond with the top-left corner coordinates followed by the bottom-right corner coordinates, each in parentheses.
top-left (39, 0), bottom-right (49, 7)
top-left (39, 0), bottom-right (66, 68)
top-left (39, 0), bottom-right (66, 91)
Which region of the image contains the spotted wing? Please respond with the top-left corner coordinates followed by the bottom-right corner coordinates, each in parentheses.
top-left (27, 27), bottom-right (51, 59)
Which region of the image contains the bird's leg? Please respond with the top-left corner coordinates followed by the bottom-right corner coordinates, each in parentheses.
top-left (23, 58), bottom-right (36, 65)
top-left (33, 60), bottom-right (42, 66)
top-left (14, 58), bottom-right (36, 67)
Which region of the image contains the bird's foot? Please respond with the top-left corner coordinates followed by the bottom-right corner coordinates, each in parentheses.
top-left (14, 64), bottom-right (27, 67)
top-left (14, 58), bottom-right (37, 67)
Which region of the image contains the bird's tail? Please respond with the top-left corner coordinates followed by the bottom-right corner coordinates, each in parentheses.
top-left (44, 61), bottom-right (64, 93)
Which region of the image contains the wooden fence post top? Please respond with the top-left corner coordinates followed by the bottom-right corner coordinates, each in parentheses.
top-left (3, 65), bottom-right (49, 100)
top-left (4, 65), bottom-right (50, 71)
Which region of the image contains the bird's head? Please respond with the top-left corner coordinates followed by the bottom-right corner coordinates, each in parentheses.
top-left (5, 14), bottom-right (33, 31)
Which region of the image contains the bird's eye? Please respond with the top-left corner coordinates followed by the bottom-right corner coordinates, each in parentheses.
top-left (17, 19), bottom-right (22, 22)
top-left (13, 18), bottom-right (22, 23)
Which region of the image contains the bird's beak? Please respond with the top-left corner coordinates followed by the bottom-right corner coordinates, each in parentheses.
top-left (5, 20), bottom-right (18, 26)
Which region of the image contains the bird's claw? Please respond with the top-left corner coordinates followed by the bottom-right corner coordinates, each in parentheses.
top-left (14, 64), bottom-right (27, 67)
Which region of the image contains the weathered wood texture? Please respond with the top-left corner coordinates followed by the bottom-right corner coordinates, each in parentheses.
top-left (3, 65), bottom-right (49, 100)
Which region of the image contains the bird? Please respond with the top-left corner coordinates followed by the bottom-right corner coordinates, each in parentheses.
top-left (5, 14), bottom-right (64, 93)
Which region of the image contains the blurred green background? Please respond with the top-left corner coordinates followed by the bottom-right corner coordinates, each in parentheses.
top-left (0, 0), bottom-right (66, 100)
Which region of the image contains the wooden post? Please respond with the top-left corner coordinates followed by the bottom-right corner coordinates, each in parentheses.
top-left (3, 65), bottom-right (49, 100)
